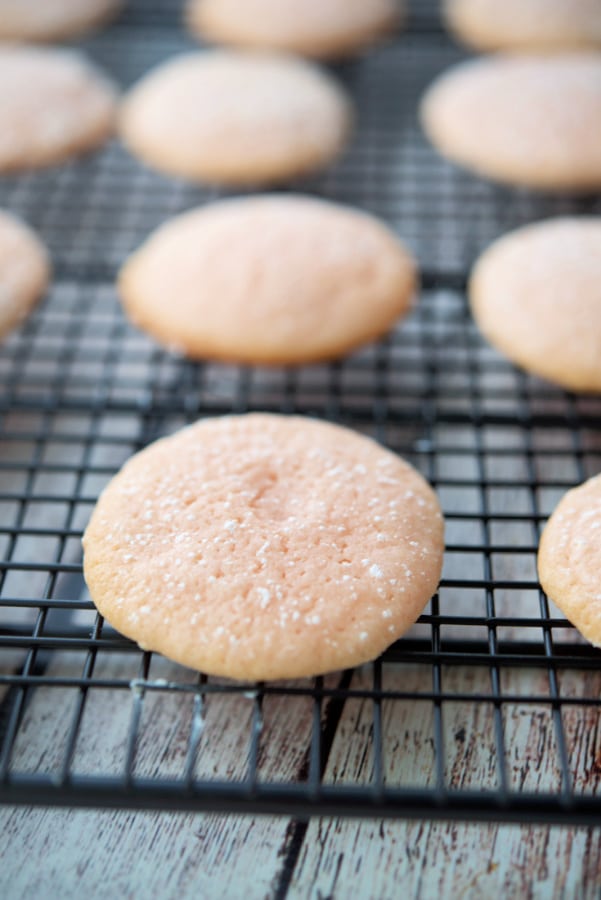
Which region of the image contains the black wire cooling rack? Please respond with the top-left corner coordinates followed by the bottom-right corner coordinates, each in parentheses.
top-left (1, 0), bottom-right (601, 825)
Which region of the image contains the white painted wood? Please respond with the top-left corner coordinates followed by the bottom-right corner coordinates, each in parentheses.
top-left (0, 649), bottom-right (338, 899)
top-left (289, 819), bottom-right (601, 900)
top-left (0, 652), bottom-right (291, 899)
top-left (287, 660), bottom-right (601, 898)
top-left (0, 806), bottom-right (291, 900)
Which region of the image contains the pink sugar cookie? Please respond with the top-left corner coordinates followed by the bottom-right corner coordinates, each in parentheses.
top-left (444, 0), bottom-right (601, 53)
top-left (470, 218), bottom-right (601, 392)
top-left (118, 194), bottom-right (417, 365)
top-left (0, 0), bottom-right (123, 42)
top-left (83, 414), bottom-right (444, 680)
top-left (119, 51), bottom-right (352, 187)
top-left (421, 54), bottom-right (601, 192)
top-left (0, 211), bottom-right (50, 340)
top-left (539, 474), bottom-right (601, 647)
top-left (187, 0), bottom-right (403, 60)
top-left (0, 46), bottom-right (117, 173)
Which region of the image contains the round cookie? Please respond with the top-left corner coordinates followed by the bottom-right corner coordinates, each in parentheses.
top-left (469, 218), bottom-right (601, 392)
top-left (420, 54), bottom-right (601, 192)
top-left (186, 0), bottom-right (403, 60)
top-left (118, 195), bottom-right (417, 365)
top-left (538, 474), bottom-right (601, 648)
top-left (444, 0), bottom-right (601, 52)
top-left (0, 211), bottom-right (51, 339)
top-left (0, 46), bottom-right (117, 173)
top-left (83, 414), bottom-right (445, 680)
top-left (118, 51), bottom-right (352, 186)
top-left (0, 0), bottom-right (123, 42)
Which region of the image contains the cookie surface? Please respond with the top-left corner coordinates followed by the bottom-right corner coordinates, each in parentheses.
top-left (420, 54), bottom-right (601, 192)
top-left (0, 211), bottom-right (51, 339)
top-left (0, 46), bottom-right (117, 173)
top-left (538, 475), bottom-right (601, 648)
top-left (187, 0), bottom-right (403, 59)
top-left (83, 414), bottom-right (444, 680)
top-left (0, 0), bottom-right (122, 42)
top-left (470, 218), bottom-right (601, 392)
top-left (444, 0), bottom-right (601, 52)
top-left (118, 195), bottom-right (417, 364)
top-left (119, 51), bottom-right (352, 186)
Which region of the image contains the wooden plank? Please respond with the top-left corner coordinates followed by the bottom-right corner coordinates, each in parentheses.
top-left (289, 819), bottom-right (601, 899)
top-left (288, 665), bottom-right (601, 898)
top-left (0, 806), bottom-right (292, 900)
top-left (0, 646), bottom-right (338, 898)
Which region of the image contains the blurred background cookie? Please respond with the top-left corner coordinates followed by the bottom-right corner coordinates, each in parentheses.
top-left (539, 474), bottom-right (601, 648)
top-left (444, 0), bottom-right (601, 53)
top-left (0, 0), bottom-right (123, 42)
top-left (119, 50), bottom-right (352, 186)
top-left (469, 218), bottom-right (601, 392)
top-left (420, 54), bottom-right (601, 192)
top-left (118, 195), bottom-right (417, 365)
top-left (186, 0), bottom-right (403, 59)
top-left (0, 46), bottom-right (117, 172)
top-left (0, 211), bottom-right (50, 340)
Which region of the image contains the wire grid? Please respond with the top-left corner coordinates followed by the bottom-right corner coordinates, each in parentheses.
top-left (1, 1), bottom-right (601, 824)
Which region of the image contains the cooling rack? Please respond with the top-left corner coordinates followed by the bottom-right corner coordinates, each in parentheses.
top-left (1, 0), bottom-right (601, 825)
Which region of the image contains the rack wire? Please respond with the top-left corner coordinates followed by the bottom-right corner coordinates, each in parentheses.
top-left (1, 0), bottom-right (601, 825)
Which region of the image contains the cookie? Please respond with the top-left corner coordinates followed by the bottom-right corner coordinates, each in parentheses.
top-left (420, 54), bottom-right (601, 192)
top-left (538, 474), bottom-right (601, 648)
top-left (444, 0), bottom-right (601, 52)
top-left (118, 195), bottom-right (417, 365)
top-left (0, 46), bottom-right (117, 173)
top-left (83, 414), bottom-right (444, 680)
top-left (119, 51), bottom-right (352, 186)
top-left (0, 0), bottom-right (123, 42)
top-left (186, 0), bottom-right (403, 59)
top-left (0, 211), bottom-right (51, 340)
top-left (469, 218), bottom-right (601, 392)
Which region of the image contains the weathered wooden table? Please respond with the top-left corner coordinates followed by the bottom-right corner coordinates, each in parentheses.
top-left (1, 2), bottom-right (601, 896)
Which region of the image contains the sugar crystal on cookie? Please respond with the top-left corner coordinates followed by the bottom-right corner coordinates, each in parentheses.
top-left (83, 414), bottom-right (444, 680)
